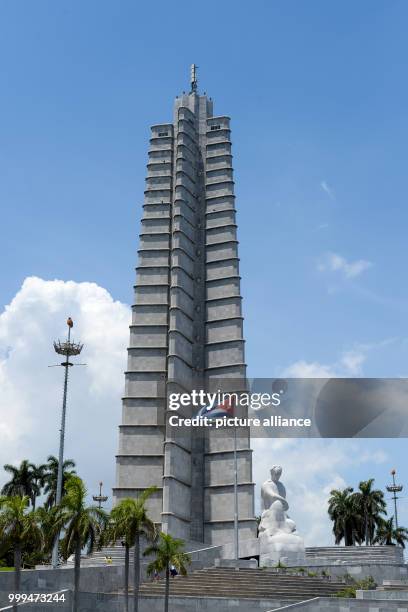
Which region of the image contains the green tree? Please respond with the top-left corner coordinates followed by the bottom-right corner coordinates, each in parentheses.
top-left (328, 487), bottom-right (361, 546)
top-left (374, 517), bottom-right (408, 548)
top-left (30, 463), bottom-right (47, 511)
top-left (352, 479), bottom-right (386, 545)
top-left (57, 476), bottom-right (107, 612)
top-left (0, 496), bottom-right (43, 595)
top-left (35, 506), bottom-right (61, 563)
top-left (43, 455), bottom-right (76, 508)
top-left (1, 460), bottom-right (43, 509)
top-left (144, 532), bottom-right (191, 612)
top-left (105, 489), bottom-right (157, 612)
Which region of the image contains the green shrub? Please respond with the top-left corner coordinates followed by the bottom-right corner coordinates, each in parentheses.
top-left (334, 586), bottom-right (358, 598)
top-left (334, 576), bottom-right (376, 598)
top-left (275, 560), bottom-right (287, 569)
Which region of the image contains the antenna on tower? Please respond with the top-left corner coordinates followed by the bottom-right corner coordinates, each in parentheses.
top-left (190, 64), bottom-right (198, 93)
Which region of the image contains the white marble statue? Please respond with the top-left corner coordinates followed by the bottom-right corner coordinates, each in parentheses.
top-left (258, 465), bottom-right (305, 566)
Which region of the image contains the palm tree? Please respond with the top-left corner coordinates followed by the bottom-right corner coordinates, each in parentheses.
top-left (36, 505), bottom-right (61, 561)
top-left (43, 455), bottom-right (76, 508)
top-left (105, 488), bottom-right (157, 612)
top-left (57, 476), bottom-right (107, 612)
top-left (374, 517), bottom-right (408, 548)
top-left (2, 460), bottom-right (38, 506)
top-left (30, 463), bottom-right (47, 510)
top-left (328, 487), bottom-right (361, 546)
top-left (0, 496), bottom-right (43, 595)
top-left (352, 479), bottom-right (386, 545)
top-left (144, 532), bottom-right (191, 612)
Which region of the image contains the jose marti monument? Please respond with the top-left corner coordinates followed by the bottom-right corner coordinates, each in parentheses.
top-left (113, 66), bottom-right (258, 548)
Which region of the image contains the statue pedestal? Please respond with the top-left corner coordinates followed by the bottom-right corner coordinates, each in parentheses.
top-left (260, 551), bottom-right (306, 567)
top-left (259, 530), bottom-right (305, 567)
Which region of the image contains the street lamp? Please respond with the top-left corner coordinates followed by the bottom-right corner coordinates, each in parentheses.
top-left (93, 482), bottom-right (108, 509)
top-left (386, 469), bottom-right (403, 530)
top-left (51, 317), bottom-right (83, 568)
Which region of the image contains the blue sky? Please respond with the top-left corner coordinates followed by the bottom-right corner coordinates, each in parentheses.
top-left (1, 1), bottom-right (408, 538)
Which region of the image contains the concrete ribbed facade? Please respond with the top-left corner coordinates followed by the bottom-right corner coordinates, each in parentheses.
top-left (113, 81), bottom-right (257, 546)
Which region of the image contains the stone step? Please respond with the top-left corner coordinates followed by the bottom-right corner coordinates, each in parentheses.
top-left (305, 546), bottom-right (403, 559)
top-left (170, 585), bottom-right (342, 591)
top-left (140, 586), bottom-right (342, 594)
top-left (138, 567), bottom-right (345, 600)
top-left (191, 571), bottom-right (342, 582)
top-left (140, 586), bottom-right (339, 594)
top-left (159, 572), bottom-right (344, 585)
top-left (165, 575), bottom-right (342, 586)
top-left (141, 583), bottom-right (342, 590)
top-left (307, 549), bottom-right (397, 552)
top-left (139, 589), bottom-right (339, 599)
top-left (140, 589), bottom-right (335, 602)
top-left (180, 577), bottom-right (341, 584)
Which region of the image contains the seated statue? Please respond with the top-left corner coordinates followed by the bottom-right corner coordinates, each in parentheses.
top-left (258, 465), bottom-right (305, 565)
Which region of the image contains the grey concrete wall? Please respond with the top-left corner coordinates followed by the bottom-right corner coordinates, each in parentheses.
top-left (269, 597), bottom-right (408, 611)
top-left (0, 543), bottom-right (224, 607)
top-left (2, 591), bottom-right (408, 612)
top-left (357, 589), bottom-right (408, 600)
top-left (79, 593), bottom-right (286, 612)
top-left (0, 566), bottom-right (125, 607)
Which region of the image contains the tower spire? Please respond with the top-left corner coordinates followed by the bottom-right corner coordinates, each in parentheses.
top-left (190, 64), bottom-right (198, 93)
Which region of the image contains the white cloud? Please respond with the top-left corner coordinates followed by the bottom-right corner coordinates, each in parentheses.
top-left (281, 336), bottom-right (398, 380)
top-left (320, 180), bottom-right (335, 200)
top-left (339, 349), bottom-right (365, 375)
top-left (315, 223), bottom-right (329, 231)
top-left (318, 252), bottom-right (372, 279)
top-left (282, 360), bottom-right (337, 378)
top-left (282, 347), bottom-right (366, 378)
top-left (0, 277), bottom-right (129, 503)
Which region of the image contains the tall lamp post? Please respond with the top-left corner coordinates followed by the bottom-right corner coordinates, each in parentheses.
top-left (386, 469), bottom-right (403, 531)
top-left (51, 318), bottom-right (83, 568)
top-left (93, 482), bottom-right (108, 510)
top-left (233, 425), bottom-right (239, 560)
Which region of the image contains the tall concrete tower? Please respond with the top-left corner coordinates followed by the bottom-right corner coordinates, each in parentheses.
top-left (114, 67), bottom-right (257, 546)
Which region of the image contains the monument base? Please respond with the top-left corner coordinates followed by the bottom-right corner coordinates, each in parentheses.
top-left (259, 528), bottom-right (305, 568)
top-left (260, 551), bottom-right (306, 567)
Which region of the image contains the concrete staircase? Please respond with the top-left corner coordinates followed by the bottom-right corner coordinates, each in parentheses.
top-left (77, 543), bottom-right (127, 566)
top-left (378, 580), bottom-right (408, 591)
top-left (65, 539), bottom-right (217, 568)
top-left (138, 567), bottom-right (346, 602)
top-left (75, 543), bottom-right (405, 569)
top-left (305, 545), bottom-right (405, 565)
